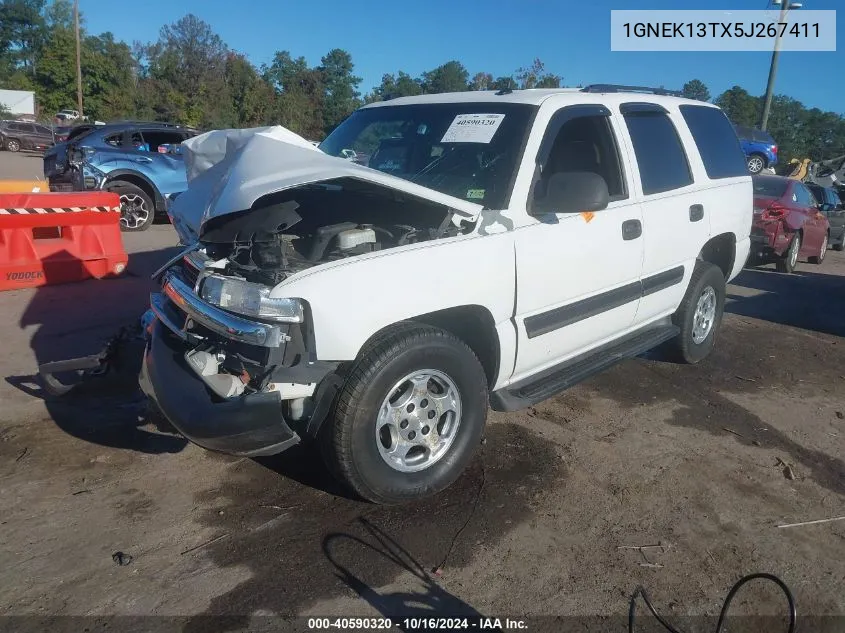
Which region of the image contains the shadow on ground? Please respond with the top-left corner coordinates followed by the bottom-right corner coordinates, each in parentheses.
top-left (727, 266), bottom-right (845, 337)
top-left (178, 423), bottom-right (563, 630)
top-left (4, 244), bottom-right (187, 454)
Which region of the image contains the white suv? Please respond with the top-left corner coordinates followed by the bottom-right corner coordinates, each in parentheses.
top-left (140, 85), bottom-right (752, 504)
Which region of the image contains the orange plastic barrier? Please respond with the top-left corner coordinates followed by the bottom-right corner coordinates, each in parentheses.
top-left (0, 191), bottom-right (128, 291)
top-left (0, 180), bottom-right (46, 193)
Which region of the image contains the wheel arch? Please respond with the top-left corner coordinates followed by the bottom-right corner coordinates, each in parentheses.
top-left (699, 232), bottom-right (736, 280)
top-left (103, 170), bottom-right (166, 212)
top-left (357, 305), bottom-right (501, 391)
top-left (749, 151), bottom-right (768, 165)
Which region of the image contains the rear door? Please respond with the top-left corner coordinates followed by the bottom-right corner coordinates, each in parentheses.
top-left (32, 124), bottom-right (54, 148)
top-left (829, 190), bottom-right (845, 244)
top-left (135, 128), bottom-right (191, 197)
top-left (793, 181), bottom-right (825, 255)
top-left (617, 102), bottom-right (711, 325)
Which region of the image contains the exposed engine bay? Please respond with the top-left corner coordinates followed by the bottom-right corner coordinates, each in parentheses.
top-left (197, 177), bottom-right (468, 285)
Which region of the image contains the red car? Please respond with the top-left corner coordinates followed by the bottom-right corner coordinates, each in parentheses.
top-left (749, 175), bottom-right (829, 273)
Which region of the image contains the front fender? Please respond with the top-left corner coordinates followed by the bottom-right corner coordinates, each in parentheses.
top-left (275, 233), bottom-right (516, 362)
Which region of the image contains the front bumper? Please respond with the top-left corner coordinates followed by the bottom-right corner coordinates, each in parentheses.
top-left (139, 319), bottom-right (300, 456)
top-left (139, 254), bottom-right (339, 457)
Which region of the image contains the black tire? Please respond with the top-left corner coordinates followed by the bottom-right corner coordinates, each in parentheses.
top-left (809, 232), bottom-right (828, 264)
top-left (775, 232), bottom-right (801, 273)
top-left (319, 322), bottom-right (488, 504)
top-left (666, 261), bottom-right (726, 365)
top-left (5, 138), bottom-right (21, 152)
top-left (107, 180), bottom-right (155, 232)
top-left (747, 154), bottom-right (766, 174)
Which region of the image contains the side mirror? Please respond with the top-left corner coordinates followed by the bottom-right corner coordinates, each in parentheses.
top-left (532, 171), bottom-right (610, 215)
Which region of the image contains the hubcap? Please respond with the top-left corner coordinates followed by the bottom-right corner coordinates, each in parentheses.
top-left (820, 238), bottom-right (827, 261)
top-left (789, 236), bottom-right (800, 268)
top-left (119, 193), bottom-right (150, 229)
top-left (748, 157), bottom-right (763, 173)
top-left (692, 286), bottom-right (717, 345)
top-left (375, 369), bottom-right (462, 473)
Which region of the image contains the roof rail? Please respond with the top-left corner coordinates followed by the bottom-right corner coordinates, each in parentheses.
top-left (580, 84), bottom-right (683, 97)
top-left (105, 119), bottom-right (187, 127)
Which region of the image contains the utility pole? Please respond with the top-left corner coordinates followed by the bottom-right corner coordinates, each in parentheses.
top-left (760, 0), bottom-right (801, 131)
top-left (74, 0), bottom-right (84, 117)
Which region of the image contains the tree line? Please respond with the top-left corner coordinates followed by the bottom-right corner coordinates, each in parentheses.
top-left (1, 1), bottom-right (843, 162)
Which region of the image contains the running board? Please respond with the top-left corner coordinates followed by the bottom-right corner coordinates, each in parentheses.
top-left (490, 324), bottom-right (680, 412)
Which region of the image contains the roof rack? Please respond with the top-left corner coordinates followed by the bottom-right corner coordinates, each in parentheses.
top-left (104, 120), bottom-right (188, 127)
top-left (580, 84), bottom-right (683, 97)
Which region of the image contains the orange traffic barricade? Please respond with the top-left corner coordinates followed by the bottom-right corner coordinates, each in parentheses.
top-left (0, 180), bottom-right (46, 193)
top-left (0, 191), bottom-right (128, 291)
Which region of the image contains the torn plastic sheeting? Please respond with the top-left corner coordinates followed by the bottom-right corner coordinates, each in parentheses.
top-left (171, 126), bottom-right (485, 242)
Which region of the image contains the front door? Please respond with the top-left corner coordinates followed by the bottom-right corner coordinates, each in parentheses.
top-left (511, 106), bottom-right (644, 383)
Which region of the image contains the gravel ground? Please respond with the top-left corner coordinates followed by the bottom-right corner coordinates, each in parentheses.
top-left (0, 152), bottom-right (843, 632)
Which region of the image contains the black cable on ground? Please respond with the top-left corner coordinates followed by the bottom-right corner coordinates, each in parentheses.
top-left (628, 572), bottom-right (796, 633)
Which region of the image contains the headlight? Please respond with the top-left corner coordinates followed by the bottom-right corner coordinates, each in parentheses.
top-left (200, 274), bottom-right (304, 323)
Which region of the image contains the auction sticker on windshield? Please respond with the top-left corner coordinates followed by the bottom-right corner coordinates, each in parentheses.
top-left (441, 114), bottom-right (505, 143)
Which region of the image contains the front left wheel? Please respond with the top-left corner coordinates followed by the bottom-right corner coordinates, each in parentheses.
top-left (320, 323), bottom-right (488, 504)
top-left (5, 138), bottom-right (21, 152)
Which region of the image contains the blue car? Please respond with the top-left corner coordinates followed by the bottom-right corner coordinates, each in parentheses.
top-left (43, 122), bottom-right (198, 231)
top-left (733, 124), bottom-right (778, 175)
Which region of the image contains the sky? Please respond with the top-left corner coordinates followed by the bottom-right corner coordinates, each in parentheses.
top-left (81, 0), bottom-right (844, 114)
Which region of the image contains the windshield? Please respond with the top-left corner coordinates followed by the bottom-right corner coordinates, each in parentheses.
top-left (319, 102), bottom-right (537, 209)
top-left (752, 175), bottom-right (788, 198)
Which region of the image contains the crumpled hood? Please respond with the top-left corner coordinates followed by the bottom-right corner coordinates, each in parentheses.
top-left (169, 125), bottom-right (484, 244)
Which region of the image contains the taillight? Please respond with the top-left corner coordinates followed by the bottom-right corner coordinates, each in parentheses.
top-left (761, 202), bottom-right (786, 220)
top-left (771, 145), bottom-right (778, 153)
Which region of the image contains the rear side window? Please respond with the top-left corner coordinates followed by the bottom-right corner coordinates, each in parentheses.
top-left (141, 130), bottom-right (187, 152)
top-left (623, 110), bottom-right (692, 195)
top-left (752, 176), bottom-right (788, 198)
top-left (794, 183), bottom-right (814, 207)
top-left (679, 105), bottom-right (747, 179)
top-left (752, 129), bottom-right (775, 143)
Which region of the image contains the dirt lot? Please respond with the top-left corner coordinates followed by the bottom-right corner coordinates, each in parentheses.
top-left (0, 152), bottom-right (843, 632)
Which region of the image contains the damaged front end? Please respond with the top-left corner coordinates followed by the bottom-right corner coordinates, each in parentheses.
top-left (140, 127), bottom-right (481, 457)
top-left (140, 245), bottom-right (340, 456)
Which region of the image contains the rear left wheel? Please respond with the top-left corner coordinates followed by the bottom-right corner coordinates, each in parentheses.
top-left (107, 181), bottom-right (155, 232)
top-left (809, 233), bottom-right (827, 264)
top-left (666, 261), bottom-right (726, 365)
top-left (747, 154), bottom-right (765, 174)
top-left (776, 232), bottom-right (801, 273)
top-left (320, 323), bottom-right (488, 504)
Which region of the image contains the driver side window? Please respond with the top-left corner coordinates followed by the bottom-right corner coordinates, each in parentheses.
top-left (531, 112), bottom-right (627, 212)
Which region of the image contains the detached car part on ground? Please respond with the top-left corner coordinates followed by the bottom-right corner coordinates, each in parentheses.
top-left (43, 122), bottom-right (197, 232)
top-left (140, 89), bottom-right (752, 504)
top-left (749, 175), bottom-right (830, 273)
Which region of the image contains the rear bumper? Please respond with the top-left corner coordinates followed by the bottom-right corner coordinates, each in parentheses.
top-left (139, 319), bottom-right (300, 457)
